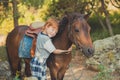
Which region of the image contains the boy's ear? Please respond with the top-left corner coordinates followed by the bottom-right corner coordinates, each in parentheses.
top-left (45, 22), bottom-right (50, 27)
top-left (44, 22), bottom-right (50, 29)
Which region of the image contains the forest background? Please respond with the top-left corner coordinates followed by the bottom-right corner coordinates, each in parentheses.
top-left (0, 0), bottom-right (120, 41)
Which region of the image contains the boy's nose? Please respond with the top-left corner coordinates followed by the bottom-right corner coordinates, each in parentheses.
top-left (52, 32), bottom-right (56, 36)
top-left (52, 31), bottom-right (56, 34)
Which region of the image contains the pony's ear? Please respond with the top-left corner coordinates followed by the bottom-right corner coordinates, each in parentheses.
top-left (59, 16), bottom-right (69, 27)
top-left (84, 12), bottom-right (91, 20)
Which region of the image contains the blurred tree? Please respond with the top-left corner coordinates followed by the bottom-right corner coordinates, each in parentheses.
top-left (1, 0), bottom-right (45, 27)
top-left (20, 0), bottom-right (44, 9)
top-left (0, 0), bottom-right (119, 35)
top-left (12, 0), bottom-right (45, 27)
top-left (101, 0), bottom-right (114, 36)
top-left (90, 0), bottom-right (107, 31)
top-left (46, 0), bottom-right (93, 19)
top-left (3, 0), bottom-right (9, 8)
top-left (12, 0), bottom-right (19, 27)
top-left (0, 0), bottom-right (10, 24)
top-left (88, 0), bottom-right (115, 36)
top-left (110, 0), bottom-right (120, 8)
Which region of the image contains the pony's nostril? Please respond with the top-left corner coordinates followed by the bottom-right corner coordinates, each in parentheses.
top-left (88, 48), bottom-right (94, 54)
top-left (88, 49), bottom-right (91, 54)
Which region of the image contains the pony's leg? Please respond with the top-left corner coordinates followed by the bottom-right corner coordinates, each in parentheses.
top-left (57, 67), bottom-right (67, 80)
top-left (49, 67), bottom-right (58, 80)
top-left (49, 67), bottom-right (67, 80)
top-left (7, 52), bottom-right (21, 76)
top-left (11, 59), bottom-right (21, 75)
top-left (24, 58), bottom-right (31, 76)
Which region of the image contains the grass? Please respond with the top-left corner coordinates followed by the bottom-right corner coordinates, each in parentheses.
top-left (0, 46), bottom-right (7, 61)
top-left (93, 64), bottom-right (113, 80)
top-left (91, 26), bottom-right (120, 41)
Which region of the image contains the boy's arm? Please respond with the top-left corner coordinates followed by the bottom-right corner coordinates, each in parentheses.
top-left (52, 45), bottom-right (72, 54)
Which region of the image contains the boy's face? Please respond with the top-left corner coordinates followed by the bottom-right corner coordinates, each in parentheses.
top-left (46, 26), bottom-right (58, 38)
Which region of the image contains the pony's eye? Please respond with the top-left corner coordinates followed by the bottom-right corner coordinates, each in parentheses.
top-left (75, 28), bottom-right (79, 32)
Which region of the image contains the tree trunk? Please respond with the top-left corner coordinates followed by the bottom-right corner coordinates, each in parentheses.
top-left (94, 10), bottom-right (107, 31)
top-left (12, 0), bottom-right (18, 27)
top-left (101, 0), bottom-right (114, 36)
top-left (105, 15), bottom-right (114, 36)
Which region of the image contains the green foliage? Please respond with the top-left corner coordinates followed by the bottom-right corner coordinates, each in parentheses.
top-left (91, 30), bottom-right (109, 41)
top-left (93, 64), bottom-right (113, 80)
top-left (89, 13), bottom-right (120, 41)
top-left (0, 18), bottom-right (14, 35)
top-left (44, 0), bottom-right (93, 19)
top-left (13, 71), bottom-right (21, 80)
top-left (88, 14), bottom-right (105, 31)
top-left (0, 0), bottom-right (120, 39)
top-left (0, 1), bottom-right (13, 34)
top-left (109, 12), bottom-right (120, 35)
top-left (0, 46), bottom-right (7, 61)
top-left (20, 0), bottom-right (44, 9)
top-left (110, 12), bottom-right (120, 24)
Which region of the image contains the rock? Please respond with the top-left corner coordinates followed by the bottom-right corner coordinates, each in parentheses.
top-left (0, 61), bottom-right (11, 80)
top-left (86, 35), bottom-right (120, 72)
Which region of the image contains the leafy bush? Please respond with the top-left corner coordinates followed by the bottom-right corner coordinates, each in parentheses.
top-left (93, 64), bottom-right (113, 80)
top-left (89, 13), bottom-right (120, 41)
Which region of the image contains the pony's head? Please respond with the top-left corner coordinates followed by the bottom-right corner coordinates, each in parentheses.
top-left (60, 13), bottom-right (94, 58)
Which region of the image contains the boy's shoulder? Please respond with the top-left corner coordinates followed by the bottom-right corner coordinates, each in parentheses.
top-left (38, 32), bottom-right (50, 41)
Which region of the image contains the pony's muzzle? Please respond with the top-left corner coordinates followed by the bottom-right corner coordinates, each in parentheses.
top-left (82, 47), bottom-right (94, 58)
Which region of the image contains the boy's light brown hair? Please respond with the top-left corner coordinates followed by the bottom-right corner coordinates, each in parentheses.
top-left (42, 17), bottom-right (59, 31)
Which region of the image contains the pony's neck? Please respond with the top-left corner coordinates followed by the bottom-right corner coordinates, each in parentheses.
top-left (53, 26), bottom-right (72, 49)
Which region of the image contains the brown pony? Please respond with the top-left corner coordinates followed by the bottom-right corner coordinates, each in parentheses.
top-left (6, 13), bottom-right (94, 80)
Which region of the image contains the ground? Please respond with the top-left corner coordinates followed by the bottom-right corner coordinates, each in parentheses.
top-left (46, 52), bottom-right (98, 80)
top-left (46, 51), bottom-right (120, 80)
top-left (0, 48), bottom-right (120, 80)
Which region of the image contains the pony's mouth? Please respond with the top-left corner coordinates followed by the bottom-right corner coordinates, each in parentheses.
top-left (75, 43), bottom-right (94, 58)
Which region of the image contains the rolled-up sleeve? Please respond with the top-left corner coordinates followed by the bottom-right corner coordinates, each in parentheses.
top-left (44, 39), bottom-right (56, 53)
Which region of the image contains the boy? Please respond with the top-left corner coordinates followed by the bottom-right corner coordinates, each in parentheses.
top-left (30, 17), bottom-right (72, 80)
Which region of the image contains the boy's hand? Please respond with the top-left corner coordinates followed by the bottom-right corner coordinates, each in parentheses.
top-left (65, 46), bottom-right (72, 54)
top-left (68, 46), bottom-right (72, 52)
